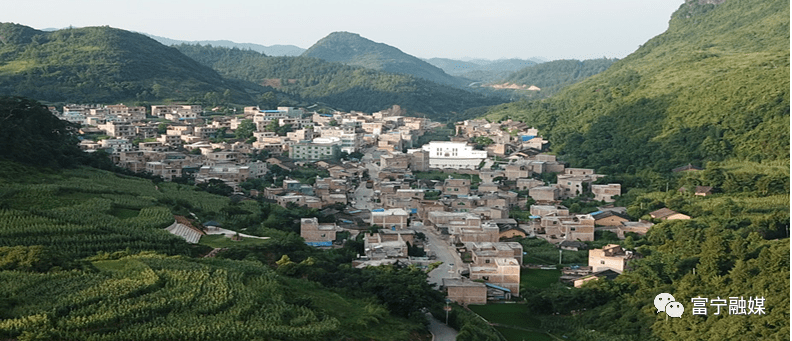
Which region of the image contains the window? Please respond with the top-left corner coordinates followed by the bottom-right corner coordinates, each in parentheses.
top-left (600, 260), bottom-right (605, 264)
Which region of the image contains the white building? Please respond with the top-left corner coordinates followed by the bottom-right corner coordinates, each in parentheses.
top-left (420, 141), bottom-right (487, 170)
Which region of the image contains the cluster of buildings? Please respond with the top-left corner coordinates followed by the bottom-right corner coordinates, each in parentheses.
top-left (57, 104), bottom-right (674, 304)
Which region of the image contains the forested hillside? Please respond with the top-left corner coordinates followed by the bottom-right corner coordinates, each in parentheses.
top-left (480, 1), bottom-right (789, 339)
top-left (499, 58), bottom-right (617, 98)
top-left (302, 32), bottom-right (467, 87)
top-left (483, 0), bottom-right (789, 173)
top-left (176, 44), bottom-right (504, 120)
top-left (426, 58), bottom-right (538, 82)
top-left (0, 24), bottom-right (266, 104)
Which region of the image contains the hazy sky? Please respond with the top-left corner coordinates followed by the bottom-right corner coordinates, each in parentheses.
top-left (3, 0), bottom-right (684, 60)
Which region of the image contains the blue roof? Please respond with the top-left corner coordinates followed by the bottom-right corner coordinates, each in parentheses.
top-left (372, 208), bottom-right (385, 212)
top-left (410, 208), bottom-right (418, 214)
top-left (484, 283), bottom-right (511, 293)
top-left (263, 110), bottom-right (281, 113)
top-left (348, 210), bottom-right (362, 214)
top-left (319, 114), bottom-right (333, 117)
top-left (529, 215), bottom-right (541, 219)
top-left (590, 210), bottom-right (604, 216)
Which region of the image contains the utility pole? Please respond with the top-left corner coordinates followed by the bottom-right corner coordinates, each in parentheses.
top-left (444, 300), bottom-right (451, 325)
top-left (558, 249), bottom-right (562, 265)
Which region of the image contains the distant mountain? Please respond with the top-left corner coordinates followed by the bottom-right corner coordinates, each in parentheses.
top-left (425, 58), bottom-right (539, 83)
top-left (0, 24), bottom-right (269, 103)
top-left (487, 58), bottom-right (617, 98)
top-left (144, 33), bottom-right (306, 56)
top-left (176, 44), bottom-right (505, 120)
top-left (301, 32), bottom-right (467, 87)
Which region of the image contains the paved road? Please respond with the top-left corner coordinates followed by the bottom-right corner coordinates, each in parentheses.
top-left (411, 222), bottom-right (464, 287)
top-left (426, 312), bottom-right (458, 341)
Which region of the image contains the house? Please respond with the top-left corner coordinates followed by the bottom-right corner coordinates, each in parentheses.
top-left (420, 141), bottom-right (487, 170)
top-left (529, 186), bottom-right (559, 202)
top-left (591, 184), bottom-right (621, 202)
top-left (530, 205), bottom-right (570, 217)
top-left (444, 278), bottom-right (487, 305)
top-left (695, 186), bottom-right (713, 196)
top-left (363, 231), bottom-right (408, 259)
top-left (443, 178), bottom-right (471, 196)
top-left (468, 257), bottom-right (520, 297)
top-left (649, 208), bottom-right (691, 220)
top-left (559, 240), bottom-right (588, 251)
top-left (504, 164), bottom-right (532, 180)
top-left (616, 220), bottom-right (654, 238)
top-left (573, 269), bottom-right (621, 288)
top-left (468, 241), bottom-right (524, 266)
top-left (672, 163), bottom-right (703, 173)
top-left (371, 208), bottom-right (409, 230)
top-left (289, 138), bottom-right (341, 161)
top-left (541, 214), bottom-right (595, 242)
top-left (300, 218), bottom-right (340, 246)
top-left (588, 244), bottom-right (634, 273)
top-left (590, 210), bottom-right (630, 227)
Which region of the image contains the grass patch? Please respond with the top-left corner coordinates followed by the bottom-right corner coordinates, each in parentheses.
top-left (495, 325), bottom-right (554, 341)
top-left (198, 234), bottom-right (271, 248)
top-left (280, 277), bottom-right (428, 341)
top-left (469, 304), bottom-right (559, 341)
top-left (521, 268), bottom-right (562, 289)
top-left (110, 207), bottom-right (140, 219)
top-left (469, 304), bottom-right (542, 329)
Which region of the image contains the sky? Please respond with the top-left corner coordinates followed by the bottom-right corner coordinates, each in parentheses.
top-left (2, 0), bottom-right (685, 61)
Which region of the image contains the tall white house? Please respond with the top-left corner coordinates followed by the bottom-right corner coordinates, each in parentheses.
top-left (420, 141), bottom-right (487, 170)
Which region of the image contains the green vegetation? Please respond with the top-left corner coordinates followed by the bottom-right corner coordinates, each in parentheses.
top-left (521, 268), bottom-right (562, 289)
top-left (430, 304), bottom-right (505, 341)
top-left (198, 234), bottom-right (271, 248)
top-left (478, 2), bottom-right (790, 340)
top-left (302, 31), bottom-right (466, 87)
top-left (519, 238), bottom-right (588, 265)
top-left (413, 171), bottom-right (482, 186)
top-left (503, 58), bottom-right (617, 99)
top-left (0, 24), bottom-right (267, 104)
top-left (175, 44), bottom-right (505, 120)
top-left (483, 0), bottom-right (789, 174)
top-left (468, 304), bottom-right (554, 341)
top-left (0, 98), bottom-right (441, 339)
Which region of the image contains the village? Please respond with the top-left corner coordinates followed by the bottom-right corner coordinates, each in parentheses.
top-left (57, 103), bottom-right (699, 305)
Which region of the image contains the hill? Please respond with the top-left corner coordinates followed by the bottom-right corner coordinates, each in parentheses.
top-left (176, 44), bottom-right (505, 120)
top-left (145, 33), bottom-right (306, 56)
top-left (496, 58), bottom-right (617, 98)
top-left (0, 24), bottom-right (268, 104)
top-left (302, 31), bottom-right (467, 87)
top-left (477, 1), bottom-right (789, 339)
top-left (426, 57), bottom-right (538, 82)
top-left (483, 0), bottom-right (789, 174)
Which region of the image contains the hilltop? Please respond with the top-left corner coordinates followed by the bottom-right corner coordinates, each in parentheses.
top-left (0, 24), bottom-right (268, 104)
top-left (302, 31), bottom-right (468, 88)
